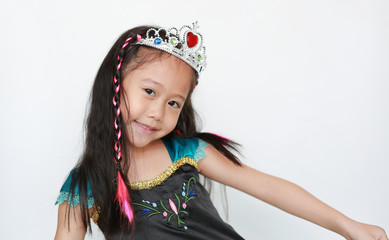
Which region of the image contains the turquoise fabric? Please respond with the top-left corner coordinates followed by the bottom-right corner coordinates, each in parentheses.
top-left (195, 138), bottom-right (209, 162)
top-left (55, 169), bottom-right (94, 208)
top-left (162, 137), bottom-right (208, 163)
top-left (59, 169), bottom-right (93, 196)
top-left (56, 192), bottom-right (95, 209)
top-left (55, 137), bottom-right (209, 208)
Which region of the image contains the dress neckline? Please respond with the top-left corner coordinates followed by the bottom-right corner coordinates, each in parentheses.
top-left (130, 156), bottom-right (198, 190)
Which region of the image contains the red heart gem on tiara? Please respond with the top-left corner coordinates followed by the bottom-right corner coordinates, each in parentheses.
top-left (187, 32), bottom-right (198, 48)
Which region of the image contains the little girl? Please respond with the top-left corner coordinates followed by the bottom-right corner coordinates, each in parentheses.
top-left (55, 22), bottom-right (388, 240)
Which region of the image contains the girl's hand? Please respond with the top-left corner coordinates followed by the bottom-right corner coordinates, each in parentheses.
top-left (345, 220), bottom-right (388, 240)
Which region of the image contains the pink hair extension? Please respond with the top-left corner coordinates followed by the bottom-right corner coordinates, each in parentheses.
top-left (116, 171), bottom-right (134, 222)
top-left (112, 36), bottom-right (135, 224)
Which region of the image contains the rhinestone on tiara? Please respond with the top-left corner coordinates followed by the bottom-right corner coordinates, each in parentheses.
top-left (136, 21), bottom-right (207, 76)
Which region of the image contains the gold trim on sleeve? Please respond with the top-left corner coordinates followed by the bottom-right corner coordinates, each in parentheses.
top-left (91, 206), bottom-right (101, 224)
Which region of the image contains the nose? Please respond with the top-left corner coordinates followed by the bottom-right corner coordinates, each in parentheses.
top-left (147, 101), bottom-right (164, 121)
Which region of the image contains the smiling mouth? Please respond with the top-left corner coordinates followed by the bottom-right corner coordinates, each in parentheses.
top-left (135, 121), bottom-right (157, 132)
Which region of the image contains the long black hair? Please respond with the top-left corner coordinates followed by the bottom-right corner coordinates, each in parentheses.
top-left (65, 25), bottom-right (242, 238)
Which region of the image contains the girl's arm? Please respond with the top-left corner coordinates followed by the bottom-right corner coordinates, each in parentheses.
top-left (198, 145), bottom-right (388, 240)
top-left (55, 202), bottom-right (87, 240)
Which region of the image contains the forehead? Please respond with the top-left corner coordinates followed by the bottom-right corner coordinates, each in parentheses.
top-left (125, 48), bottom-right (195, 95)
top-left (127, 47), bottom-right (195, 75)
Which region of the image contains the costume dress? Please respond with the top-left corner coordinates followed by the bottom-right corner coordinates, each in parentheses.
top-left (56, 137), bottom-right (245, 239)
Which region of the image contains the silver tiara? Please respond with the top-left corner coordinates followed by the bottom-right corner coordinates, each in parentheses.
top-left (135, 21), bottom-right (207, 76)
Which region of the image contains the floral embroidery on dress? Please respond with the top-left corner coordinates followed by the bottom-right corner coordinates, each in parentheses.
top-left (133, 177), bottom-right (197, 230)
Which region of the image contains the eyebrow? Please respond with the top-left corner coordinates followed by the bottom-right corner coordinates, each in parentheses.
top-left (142, 79), bottom-right (186, 101)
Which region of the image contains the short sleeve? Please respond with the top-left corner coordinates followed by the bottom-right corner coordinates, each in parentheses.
top-left (162, 137), bottom-right (209, 163)
top-left (55, 169), bottom-right (95, 209)
top-left (194, 138), bottom-right (209, 162)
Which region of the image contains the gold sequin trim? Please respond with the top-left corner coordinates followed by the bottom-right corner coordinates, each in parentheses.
top-left (91, 206), bottom-right (101, 224)
top-left (130, 156), bottom-right (197, 190)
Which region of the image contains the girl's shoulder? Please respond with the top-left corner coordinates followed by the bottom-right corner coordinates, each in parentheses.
top-left (162, 137), bottom-right (209, 163)
top-left (55, 168), bottom-right (94, 209)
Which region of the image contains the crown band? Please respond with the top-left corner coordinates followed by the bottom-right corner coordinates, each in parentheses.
top-left (135, 21), bottom-right (207, 77)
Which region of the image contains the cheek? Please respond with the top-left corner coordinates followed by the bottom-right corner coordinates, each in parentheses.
top-left (121, 89), bottom-right (140, 122)
top-left (121, 106), bottom-right (131, 123)
top-left (119, 95), bottom-right (130, 122)
top-left (165, 111), bottom-right (181, 129)
top-left (123, 102), bottom-right (142, 122)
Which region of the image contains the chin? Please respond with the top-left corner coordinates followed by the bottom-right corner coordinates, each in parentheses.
top-left (130, 139), bottom-right (150, 149)
top-left (130, 135), bottom-right (161, 149)
top-left (127, 129), bottom-right (173, 149)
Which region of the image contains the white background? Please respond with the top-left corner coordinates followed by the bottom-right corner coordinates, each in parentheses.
top-left (0, 0), bottom-right (388, 239)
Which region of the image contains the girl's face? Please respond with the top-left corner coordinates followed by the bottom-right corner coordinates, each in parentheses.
top-left (121, 52), bottom-right (194, 150)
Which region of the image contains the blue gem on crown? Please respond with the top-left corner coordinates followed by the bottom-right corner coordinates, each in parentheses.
top-left (154, 38), bottom-right (162, 45)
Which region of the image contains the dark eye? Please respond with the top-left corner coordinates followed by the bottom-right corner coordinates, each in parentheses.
top-left (145, 88), bottom-right (155, 96)
top-left (168, 101), bottom-right (179, 108)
